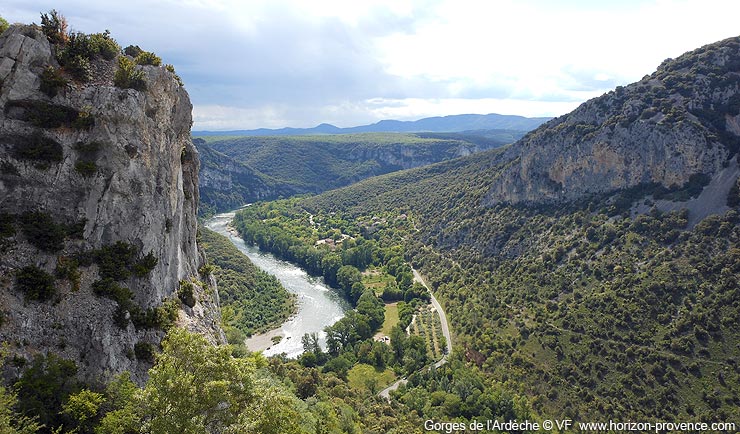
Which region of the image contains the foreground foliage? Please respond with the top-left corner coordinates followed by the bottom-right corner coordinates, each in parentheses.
top-left (6, 329), bottom-right (435, 434)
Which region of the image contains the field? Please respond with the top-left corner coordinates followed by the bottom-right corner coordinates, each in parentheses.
top-left (347, 363), bottom-right (397, 393)
top-left (380, 302), bottom-right (399, 336)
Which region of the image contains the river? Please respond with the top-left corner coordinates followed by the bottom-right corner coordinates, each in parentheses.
top-left (205, 211), bottom-right (350, 358)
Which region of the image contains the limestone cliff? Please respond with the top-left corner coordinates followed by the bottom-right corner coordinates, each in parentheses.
top-left (0, 25), bottom-right (223, 383)
top-left (195, 139), bottom-right (291, 213)
top-left (485, 36), bottom-right (740, 205)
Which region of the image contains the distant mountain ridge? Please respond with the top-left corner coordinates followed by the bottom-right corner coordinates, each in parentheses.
top-left (193, 113), bottom-right (551, 136)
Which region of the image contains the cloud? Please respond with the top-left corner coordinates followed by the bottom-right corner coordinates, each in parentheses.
top-left (4, 0), bottom-right (740, 129)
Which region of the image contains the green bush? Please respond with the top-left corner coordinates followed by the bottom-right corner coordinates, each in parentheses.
top-left (134, 51), bottom-right (161, 66)
top-left (39, 9), bottom-right (68, 45)
top-left (130, 299), bottom-right (179, 330)
top-left (65, 54), bottom-right (92, 82)
top-left (89, 30), bottom-right (119, 60)
top-left (15, 353), bottom-right (81, 431)
top-left (64, 219), bottom-right (86, 239)
top-left (5, 100), bottom-right (78, 129)
top-left (92, 278), bottom-right (133, 305)
top-left (58, 30), bottom-right (121, 78)
top-left (6, 100), bottom-right (92, 131)
top-left (123, 45), bottom-right (143, 57)
top-left (1, 161), bottom-right (19, 176)
top-left (165, 64), bottom-right (183, 87)
top-left (74, 160), bottom-right (97, 177)
top-left (11, 132), bottom-right (63, 168)
top-left (134, 342), bottom-right (156, 362)
top-left (71, 108), bottom-right (95, 130)
top-left (728, 178), bottom-right (740, 207)
top-left (0, 213), bottom-right (15, 238)
top-left (15, 265), bottom-right (56, 301)
top-left (74, 141), bottom-right (103, 154)
top-left (0, 16), bottom-right (9, 35)
top-left (198, 263), bottom-right (215, 277)
top-left (178, 280), bottom-right (196, 308)
top-left (114, 56), bottom-right (146, 91)
top-left (94, 241), bottom-right (138, 280)
top-left (39, 66), bottom-right (68, 97)
top-left (55, 256), bottom-right (81, 291)
top-left (133, 251), bottom-right (158, 277)
top-left (19, 211), bottom-right (67, 252)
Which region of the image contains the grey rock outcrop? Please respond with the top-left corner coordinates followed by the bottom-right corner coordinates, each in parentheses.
top-left (485, 36), bottom-right (740, 205)
top-left (0, 25), bottom-right (223, 383)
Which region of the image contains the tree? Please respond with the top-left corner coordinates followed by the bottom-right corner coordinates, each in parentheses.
top-left (390, 325), bottom-right (407, 363)
top-left (355, 290), bottom-right (385, 330)
top-left (0, 347), bottom-right (41, 434)
top-left (321, 254), bottom-right (343, 287)
top-left (336, 265), bottom-right (362, 300)
top-left (14, 353), bottom-right (81, 431)
top-left (39, 9), bottom-right (68, 45)
top-left (301, 332), bottom-right (321, 355)
top-left (62, 389), bottom-right (105, 433)
top-left (396, 272), bottom-right (414, 292)
top-left (139, 328), bottom-right (258, 433)
top-left (96, 328), bottom-right (307, 434)
top-left (403, 336), bottom-right (428, 374)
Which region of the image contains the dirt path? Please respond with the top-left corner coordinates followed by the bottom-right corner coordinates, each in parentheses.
top-left (379, 267), bottom-right (453, 400)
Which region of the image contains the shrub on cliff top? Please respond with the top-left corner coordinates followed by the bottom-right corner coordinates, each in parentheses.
top-left (0, 16), bottom-right (9, 35)
top-left (58, 30), bottom-right (121, 81)
top-left (114, 56), bottom-right (147, 91)
top-left (40, 9), bottom-right (68, 45)
top-left (135, 51), bottom-right (161, 66)
top-left (123, 45), bottom-right (143, 57)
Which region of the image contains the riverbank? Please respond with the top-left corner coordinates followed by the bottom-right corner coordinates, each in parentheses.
top-left (204, 211), bottom-right (349, 358)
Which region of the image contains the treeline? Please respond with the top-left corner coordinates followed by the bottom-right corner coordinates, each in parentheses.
top-left (232, 199), bottom-right (428, 305)
top-left (0, 328), bottom-right (425, 433)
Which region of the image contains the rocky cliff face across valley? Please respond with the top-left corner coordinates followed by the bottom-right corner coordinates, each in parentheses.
top-left (195, 139), bottom-right (290, 213)
top-left (486, 36), bottom-right (740, 205)
top-left (0, 25), bottom-right (222, 383)
top-left (201, 133), bottom-right (514, 212)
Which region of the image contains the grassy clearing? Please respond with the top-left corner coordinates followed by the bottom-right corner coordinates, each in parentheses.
top-left (362, 268), bottom-right (396, 296)
top-left (347, 363), bottom-right (397, 393)
top-left (380, 302), bottom-right (399, 336)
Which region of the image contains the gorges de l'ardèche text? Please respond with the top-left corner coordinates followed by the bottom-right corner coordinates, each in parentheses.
top-left (0, 11), bottom-right (739, 434)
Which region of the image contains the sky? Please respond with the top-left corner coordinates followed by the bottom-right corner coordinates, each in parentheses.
top-left (4, 1), bottom-right (740, 130)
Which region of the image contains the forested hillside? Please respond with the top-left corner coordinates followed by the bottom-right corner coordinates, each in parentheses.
top-left (196, 131), bottom-right (522, 212)
top-left (295, 36), bottom-right (740, 422)
top-left (198, 227), bottom-right (295, 339)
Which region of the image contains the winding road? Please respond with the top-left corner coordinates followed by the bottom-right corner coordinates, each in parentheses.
top-left (379, 268), bottom-right (452, 400)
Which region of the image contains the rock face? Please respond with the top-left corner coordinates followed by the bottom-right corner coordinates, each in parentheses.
top-left (486, 36), bottom-right (740, 205)
top-left (195, 139), bottom-right (290, 213)
top-left (0, 25), bottom-right (223, 383)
